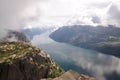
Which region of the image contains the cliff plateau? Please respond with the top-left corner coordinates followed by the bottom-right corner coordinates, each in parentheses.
top-left (0, 42), bottom-right (64, 80)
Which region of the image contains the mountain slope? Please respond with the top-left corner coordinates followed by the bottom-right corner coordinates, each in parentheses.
top-left (50, 25), bottom-right (120, 57)
top-left (0, 42), bottom-right (64, 80)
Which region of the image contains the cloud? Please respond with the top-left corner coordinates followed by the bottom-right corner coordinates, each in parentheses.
top-left (36, 0), bottom-right (120, 27)
top-left (71, 53), bottom-right (120, 80)
top-left (106, 4), bottom-right (120, 26)
top-left (0, 0), bottom-right (35, 28)
top-left (0, 0), bottom-right (44, 39)
top-left (92, 16), bottom-right (101, 24)
top-left (87, 1), bottom-right (111, 8)
top-left (0, 0), bottom-right (120, 39)
top-left (109, 4), bottom-right (120, 19)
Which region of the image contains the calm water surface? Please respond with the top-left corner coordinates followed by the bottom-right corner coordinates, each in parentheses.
top-left (32, 31), bottom-right (120, 80)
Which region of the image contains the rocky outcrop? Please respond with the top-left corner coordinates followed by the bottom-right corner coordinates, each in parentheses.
top-left (0, 41), bottom-right (96, 80)
top-left (0, 42), bottom-right (64, 80)
top-left (42, 70), bottom-right (96, 80)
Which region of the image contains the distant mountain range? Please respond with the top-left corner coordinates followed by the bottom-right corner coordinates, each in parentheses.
top-left (21, 27), bottom-right (54, 40)
top-left (50, 25), bottom-right (120, 58)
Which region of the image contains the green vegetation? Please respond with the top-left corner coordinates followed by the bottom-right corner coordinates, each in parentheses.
top-left (0, 41), bottom-right (64, 79)
top-left (49, 66), bottom-right (64, 78)
top-left (0, 42), bottom-right (34, 62)
top-left (50, 25), bottom-right (120, 57)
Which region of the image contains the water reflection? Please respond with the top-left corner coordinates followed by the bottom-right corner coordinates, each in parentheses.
top-left (32, 32), bottom-right (120, 80)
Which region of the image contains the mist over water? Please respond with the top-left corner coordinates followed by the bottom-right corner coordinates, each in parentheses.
top-left (32, 31), bottom-right (120, 80)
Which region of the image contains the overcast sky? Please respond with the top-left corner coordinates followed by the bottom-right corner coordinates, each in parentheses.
top-left (0, 0), bottom-right (120, 30)
top-left (30, 0), bottom-right (120, 27)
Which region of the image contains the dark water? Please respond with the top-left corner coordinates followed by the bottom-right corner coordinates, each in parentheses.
top-left (32, 31), bottom-right (120, 80)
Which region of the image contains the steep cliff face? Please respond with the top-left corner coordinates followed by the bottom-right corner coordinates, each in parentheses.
top-left (0, 42), bottom-right (96, 80)
top-left (0, 42), bottom-right (64, 80)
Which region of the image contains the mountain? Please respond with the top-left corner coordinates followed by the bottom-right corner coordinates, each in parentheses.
top-left (21, 27), bottom-right (54, 40)
top-left (50, 25), bottom-right (120, 58)
top-left (0, 42), bottom-right (64, 80)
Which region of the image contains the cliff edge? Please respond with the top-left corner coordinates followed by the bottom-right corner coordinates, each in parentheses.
top-left (0, 42), bottom-right (64, 80)
top-left (0, 41), bottom-right (96, 80)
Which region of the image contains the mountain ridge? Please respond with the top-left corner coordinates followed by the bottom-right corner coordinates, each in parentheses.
top-left (50, 25), bottom-right (120, 58)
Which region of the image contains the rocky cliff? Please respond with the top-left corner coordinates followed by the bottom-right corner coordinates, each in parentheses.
top-left (42, 70), bottom-right (96, 80)
top-left (0, 41), bottom-right (96, 80)
top-left (0, 42), bottom-right (64, 80)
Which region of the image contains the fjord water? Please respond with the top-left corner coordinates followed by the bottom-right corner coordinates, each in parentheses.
top-left (32, 31), bottom-right (120, 80)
